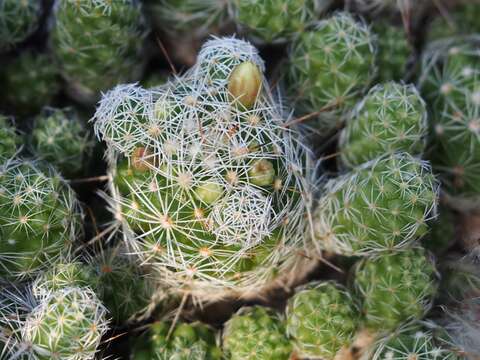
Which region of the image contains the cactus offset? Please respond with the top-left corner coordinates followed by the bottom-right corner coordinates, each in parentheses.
top-left (0, 160), bottom-right (82, 281)
top-left (286, 12), bottom-right (376, 130)
top-left (286, 282), bottom-right (359, 359)
top-left (223, 306), bottom-right (291, 360)
top-left (339, 82), bottom-right (427, 168)
top-left (30, 107), bottom-right (93, 178)
top-left (313, 153), bottom-right (438, 255)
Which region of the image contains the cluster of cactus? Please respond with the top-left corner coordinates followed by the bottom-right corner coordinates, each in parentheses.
top-left (30, 107), bottom-right (93, 178)
top-left (93, 36), bottom-right (313, 301)
top-left (50, 0), bottom-right (145, 104)
top-left (0, 0), bottom-right (41, 50)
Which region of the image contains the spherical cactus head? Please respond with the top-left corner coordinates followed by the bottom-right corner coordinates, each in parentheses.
top-left (51, 0), bottom-right (145, 104)
top-left (313, 152), bottom-right (439, 255)
top-left (339, 82), bottom-right (428, 168)
top-left (93, 37), bottom-right (313, 300)
top-left (371, 325), bottom-right (462, 360)
top-left (0, 160), bottom-right (83, 281)
top-left (0, 115), bottom-right (21, 160)
top-left (286, 281), bottom-right (359, 359)
top-left (23, 287), bottom-right (109, 360)
top-left (420, 40), bottom-right (480, 201)
top-left (228, 61), bottom-right (262, 109)
top-left (353, 247), bottom-right (437, 333)
top-left (286, 11), bottom-right (377, 130)
top-left (132, 321), bottom-right (221, 360)
top-left (31, 107), bottom-right (93, 178)
top-left (0, 0), bottom-right (41, 50)
top-left (0, 52), bottom-right (60, 116)
top-left (223, 305), bottom-right (291, 360)
top-left (234, 0), bottom-right (327, 43)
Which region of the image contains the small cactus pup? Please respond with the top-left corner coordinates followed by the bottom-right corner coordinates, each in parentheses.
top-left (313, 153), bottom-right (438, 256)
top-left (22, 286), bottom-right (109, 360)
top-left (51, 0), bottom-right (145, 105)
top-left (86, 247), bottom-right (154, 324)
top-left (353, 247), bottom-right (437, 336)
top-left (223, 305), bottom-right (291, 360)
top-left (286, 11), bottom-right (377, 131)
top-left (373, 21), bottom-right (412, 82)
top-left (30, 107), bottom-right (93, 178)
top-left (369, 324), bottom-right (462, 360)
top-left (286, 281), bottom-right (359, 359)
top-left (94, 37), bottom-right (314, 301)
top-left (419, 40), bottom-right (480, 209)
top-left (0, 51), bottom-right (61, 117)
top-left (339, 82), bottom-right (427, 168)
top-left (233, 0), bottom-right (331, 44)
top-left (131, 321), bottom-right (221, 360)
top-left (0, 159), bottom-right (82, 281)
top-left (0, 115), bottom-right (21, 160)
top-left (0, 0), bottom-right (41, 51)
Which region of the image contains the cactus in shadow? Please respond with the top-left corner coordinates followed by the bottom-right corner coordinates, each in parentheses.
top-left (0, 52), bottom-right (61, 117)
top-left (0, 115), bottom-right (21, 160)
top-left (51, 0), bottom-right (145, 105)
top-left (0, 0), bottom-right (41, 51)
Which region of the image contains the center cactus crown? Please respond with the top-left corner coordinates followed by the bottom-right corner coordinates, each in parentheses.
top-left (93, 37), bottom-right (312, 299)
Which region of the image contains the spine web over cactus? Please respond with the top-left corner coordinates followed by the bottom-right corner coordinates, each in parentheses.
top-left (94, 36), bottom-right (314, 301)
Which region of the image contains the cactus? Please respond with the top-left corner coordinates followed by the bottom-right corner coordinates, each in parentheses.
top-left (353, 247), bottom-right (437, 333)
top-left (223, 306), bottom-right (291, 360)
top-left (0, 52), bottom-right (60, 116)
top-left (0, 115), bottom-right (21, 160)
top-left (373, 22), bottom-right (411, 82)
top-left (131, 321), bottom-right (221, 360)
top-left (51, 0), bottom-right (145, 104)
top-left (339, 82), bottom-right (427, 168)
top-left (370, 325), bottom-right (462, 360)
top-left (86, 248), bottom-right (153, 324)
top-left (0, 160), bottom-right (82, 281)
top-left (93, 37), bottom-right (313, 301)
top-left (286, 282), bottom-right (359, 359)
top-left (30, 107), bottom-right (93, 178)
top-left (313, 153), bottom-right (438, 256)
top-left (286, 12), bottom-right (376, 130)
top-left (419, 40), bottom-right (480, 205)
top-left (142, 0), bottom-right (230, 37)
top-left (427, 3), bottom-right (480, 42)
top-left (22, 286), bottom-right (109, 360)
top-left (0, 0), bottom-right (41, 50)
top-left (233, 0), bottom-right (329, 43)
top-left (422, 205), bottom-right (456, 255)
